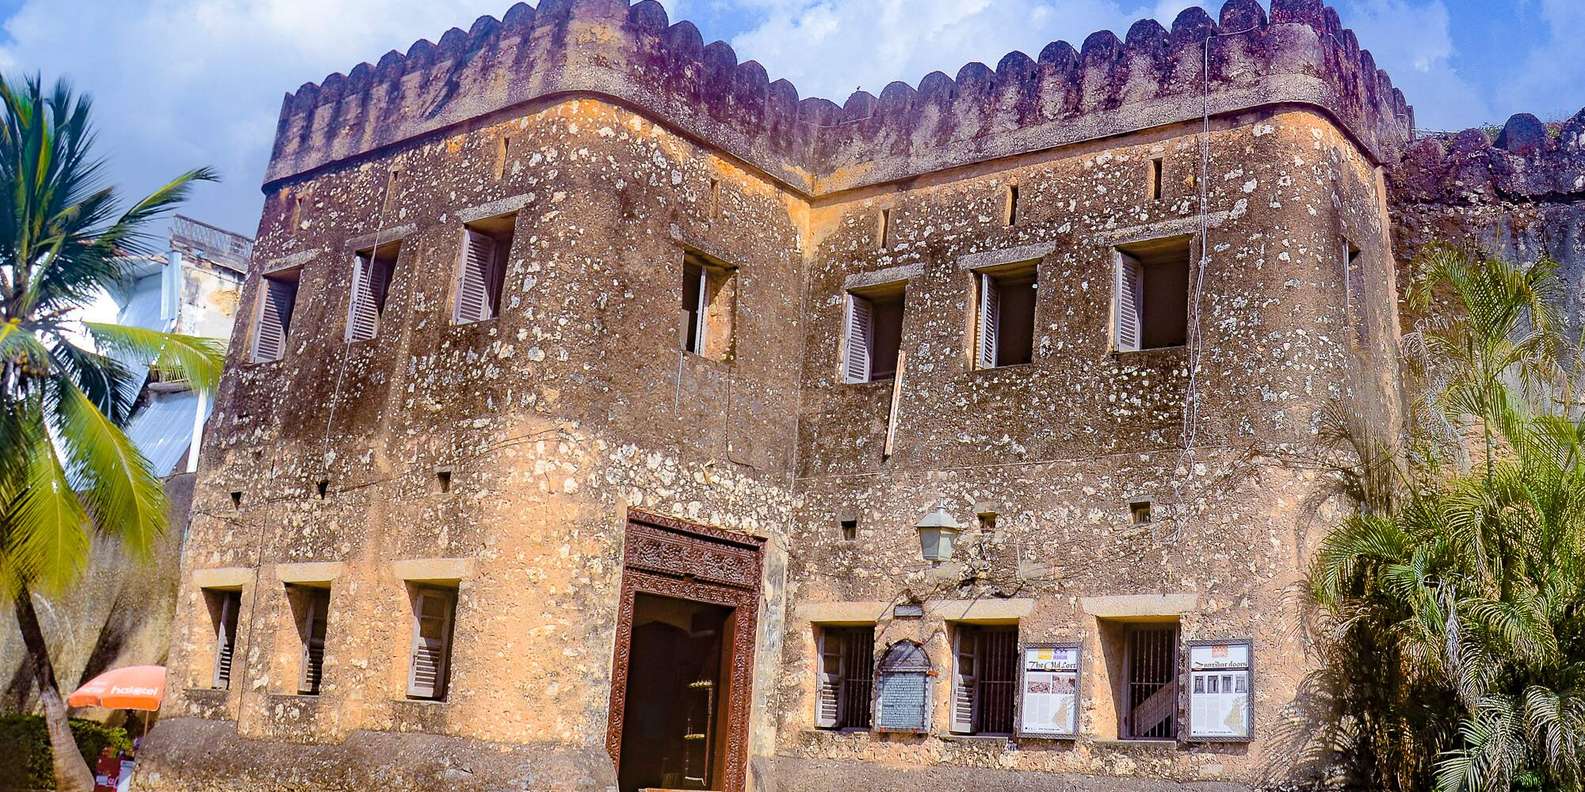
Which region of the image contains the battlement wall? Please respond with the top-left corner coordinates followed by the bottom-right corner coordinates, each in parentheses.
top-left (265, 0), bottom-right (1414, 194)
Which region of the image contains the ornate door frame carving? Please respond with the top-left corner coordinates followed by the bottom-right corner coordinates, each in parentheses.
top-left (607, 510), bottom-right (765, 792)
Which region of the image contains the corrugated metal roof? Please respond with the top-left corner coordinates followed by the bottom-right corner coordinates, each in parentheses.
top-left (123, 391), bottom-right (209, 477)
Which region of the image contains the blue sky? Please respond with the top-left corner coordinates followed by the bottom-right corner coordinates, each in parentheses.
top-left (0, 0), bottom-right (1578, 235)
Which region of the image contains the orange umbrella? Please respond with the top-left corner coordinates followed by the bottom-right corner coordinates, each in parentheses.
top-left (68, 666), bottom-right (166, 711)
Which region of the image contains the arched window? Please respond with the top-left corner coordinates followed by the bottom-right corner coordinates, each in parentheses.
top-left (874, 640), bottom-right (931, 733)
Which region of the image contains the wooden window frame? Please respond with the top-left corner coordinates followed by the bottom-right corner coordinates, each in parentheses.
top-left (346, 241), bottom-right (400, 343)
top-left (1112, 235), bottom-right (1194, 353)
top-left (452, 217), bottom-right (513, 325)
top-left (250, 266), bottom-right (300, 363)
top-left (406, 586), bottom-right (457, 701)
top-left (206, 588), bottom-right (242, 690)
top-left (951, 623), bottom-right (1019, 736)
top-left (815, 625), bottom-right (875, 731)
top-left (291, 585), bottom-right (331, 696)
top-left (842, 284), bottom-right (906, 384)
top-left (974, 262), bottom-right (1038, 370)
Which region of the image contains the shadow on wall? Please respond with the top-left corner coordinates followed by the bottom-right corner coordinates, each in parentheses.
top-left (0, 473), bottom-right (195, 723)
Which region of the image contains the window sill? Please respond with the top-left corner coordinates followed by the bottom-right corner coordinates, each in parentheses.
top-left (942, 732), bottom-right (1012, 742)
top-left (1113, 344), bottom-right (1187, 356)
top-left (970, 362), bottom-right (1034, 374)
top-left (1092, 739), bottom-right (1179, 749)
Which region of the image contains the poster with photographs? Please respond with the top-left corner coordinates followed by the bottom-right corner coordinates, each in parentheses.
top-left (1188, 642), bottom-right (1252, 740)
top-left (1019, 644), bottom-right (1079, 737)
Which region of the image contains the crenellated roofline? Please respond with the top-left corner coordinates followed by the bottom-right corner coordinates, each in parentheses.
top-left (265, 0), bottom-right (1417, 195)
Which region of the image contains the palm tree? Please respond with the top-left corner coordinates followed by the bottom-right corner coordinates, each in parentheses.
top-left (1299, 246), bottom-right (1585, 791)
top-left (0, 75), bottom-right (220, 792)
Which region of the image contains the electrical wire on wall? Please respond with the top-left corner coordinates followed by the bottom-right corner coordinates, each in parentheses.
top-left (1170, 24), bottom-right (1259, 539)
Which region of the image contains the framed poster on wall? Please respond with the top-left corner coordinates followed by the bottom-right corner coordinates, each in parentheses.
top-left (1016, 642), bottom-right (1080, 738)
top-left (1187, 639), bottom-right (1253, 741)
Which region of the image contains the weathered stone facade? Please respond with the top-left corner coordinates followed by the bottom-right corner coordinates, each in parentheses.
top-left (131, 1), bottom-right (1582, 791)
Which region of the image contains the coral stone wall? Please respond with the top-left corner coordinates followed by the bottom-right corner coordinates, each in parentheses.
top-left (138, 98), bottom-right (803, 791)
top-left (770, 108), bottom-right (1397, 788)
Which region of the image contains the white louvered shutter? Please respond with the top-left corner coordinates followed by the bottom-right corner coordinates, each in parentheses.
top-left (844, 294), bottom-right (873, 384)
top-left (212, 592), bottom-right (238, 689)
top-left (408, 589), bottom-right (455, 699)
top-left (951, 628), bottom-right (977, 733)
top-left (1115, 253), bottom-right (1144, 352)
top-left (817, 630), bottom-right (843, 728)
top-left (977, 273), bottom-right (1000, 369)
top-left (299, 592), bottom-right (328, 694)
top-left (692, 265), bottom-right (709, 354)
top-left (454, 230), bottom-right (497, 324)
top-left (347, 255), bottom-right (379, 342)
top-left (253, 279), bottom-right (293, 362)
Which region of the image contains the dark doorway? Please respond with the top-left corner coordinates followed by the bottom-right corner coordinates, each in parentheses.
top-left (1123, 624), bottom-right (1179, 739)
top-left (618, 594), bottom-right (732, 792)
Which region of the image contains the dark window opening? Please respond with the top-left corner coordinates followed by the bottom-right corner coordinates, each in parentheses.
top-left (843, 286), bottom-right (906, 383)
top-left (1115, 236), bottom-right (1191, 352)
top-left (316, 480), bottom-right (329, 499)
top-left (976, 264), bottom-right (1037, 368)
top-left (1130, 500), bottom-right (1152, 525)
top-left (382, 168), bottom-right (402, 215)
top-left (1344, 238), bottom-right (1365, 346)
top-left (840, 519), bottom-right (858, 541)
top-left (817, 626), bottom-right (875, 730)
top-left (681, 253), bottom-right (736, 361)
top-left (1122, 624), bottom-right (1179, 740)
top-left (454, 215), bottom-right (513, 324)
top-left (1005, 184), bottom-right (1020, 226)
top-left (877, 209), bottom-right (891, 249)
top-left (205, 588), bottom-right (242, 690)
top-left (495, 136), bottom-right (513, 180)
top-left (1149, 157), bottom-right (1164, 201)
top-left (289, 585), bottom-right (331, 695)
top-left (978, 514), bottom-right (997, 532)
top-left (347, 240), bottom-right (400, 342)
top-left (252, 268), bottom-right (300, 363)
top-left (435, 470), bottom-right (452, 494)
top-left (230, 491), bottom-right (243, 509)
top-left (952, 624), bottom-right (1018, 735)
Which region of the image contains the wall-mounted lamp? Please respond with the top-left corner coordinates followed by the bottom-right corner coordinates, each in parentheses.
top-left (915, 502), bottom-right (962, 564)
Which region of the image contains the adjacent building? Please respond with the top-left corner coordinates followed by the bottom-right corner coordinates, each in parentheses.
top-left (134, 1), bottom-right (1585, 791)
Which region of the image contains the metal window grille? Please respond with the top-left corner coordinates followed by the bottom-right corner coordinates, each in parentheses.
top-left (1124, 625), bottom-right (1179, 740)
top-left (974, 627), bottom-right (1018, 734)
top-left (837, 627), bottom-right (874, 729)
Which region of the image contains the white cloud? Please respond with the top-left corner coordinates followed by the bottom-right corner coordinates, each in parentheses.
top-left (728, 0), bottom-right (1161, 101)
top-left (0, 0), bottom-right (521, 235)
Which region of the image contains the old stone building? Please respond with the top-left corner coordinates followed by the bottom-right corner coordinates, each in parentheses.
top-left (132, 1), bottom-right (1585, 791)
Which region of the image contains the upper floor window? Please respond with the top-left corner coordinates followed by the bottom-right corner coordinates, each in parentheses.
top-left (681, 253), bottom-right (735, 361)
top-left (843, 285), bottom-right (905, 383)
top-left (346, 241), bottom-right (400, 343)
top-left (453, 216), bottom-right (514, 325)
top-left (974, 264), bottom-right (1037, 368)
top-left (251, 267), bottom-right (300, 363)
top-left (1114, 236), bottom-right (1191, 352)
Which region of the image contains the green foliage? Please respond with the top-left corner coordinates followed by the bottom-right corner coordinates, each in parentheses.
top-left (0, 714), bottom-right (130, 790)
top-left (1297, 246), bottom-right (1585, 791)
top-left (0, 74), bottom-right (221, 598)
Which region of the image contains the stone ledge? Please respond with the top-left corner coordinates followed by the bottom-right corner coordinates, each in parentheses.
top-left (1082, 593), bottom-right (1199, 618)
top-left (134, 717), bottom-right (617, 792)
top-left (191, 567), bottom-right (252, 589)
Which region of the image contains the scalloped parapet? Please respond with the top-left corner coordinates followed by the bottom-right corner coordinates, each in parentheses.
top-left (1393, 109), bottom-right (1585, 205)
top-left (264, 0), bottom-right (1415, 194)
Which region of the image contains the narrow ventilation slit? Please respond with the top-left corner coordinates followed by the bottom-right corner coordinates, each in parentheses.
top-left (1005, 184), bottom-right (1019, 226)
top-left (1150, 157), bottom-right (1164, 201)
top-left (230, 491), bottom-right (243, 509)
top-left (316, 480), bottom-right (329, 499)
top-left (435, 470), bottom-right (452, 494)
top-left (840, 519), bottom-right (857, 541)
